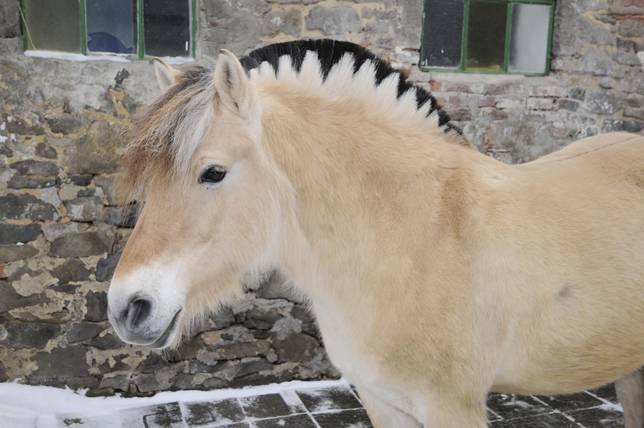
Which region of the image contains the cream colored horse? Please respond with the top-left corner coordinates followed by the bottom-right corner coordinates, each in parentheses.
top-left (107, 40), bottom-right (644, 427)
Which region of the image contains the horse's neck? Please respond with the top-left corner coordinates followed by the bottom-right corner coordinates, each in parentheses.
top-left (260, 87), bottom-right (490, 297)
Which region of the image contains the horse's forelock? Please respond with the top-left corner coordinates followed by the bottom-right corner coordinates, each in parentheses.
top-left (119, 66), bottom-right (213, 202)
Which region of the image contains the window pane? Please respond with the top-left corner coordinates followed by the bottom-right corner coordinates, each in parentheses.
top-left (23, 0), bottom-right (80, 52)
top-left (466, 0), bottom-right (507, 71)
top-left (508, 4), bottom-right (551, 74)
top-left (144, 0), bottom-right (191, 57)
top-left (87, 0), bottom-right (137, 54)
top-left (422, 0), bottom-right (464, 68)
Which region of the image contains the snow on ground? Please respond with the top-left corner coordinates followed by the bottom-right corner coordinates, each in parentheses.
top-left (0, 379), bottom-right (351, 428)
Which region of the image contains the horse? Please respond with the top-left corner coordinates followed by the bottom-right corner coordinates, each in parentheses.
top-left (107, 40), bottom-right (644, 427)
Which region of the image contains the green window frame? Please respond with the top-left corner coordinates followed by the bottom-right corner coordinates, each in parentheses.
top-left (20, 0), bottom-right (198, 59)
top-left (420, 0), bottom-right (555, 75)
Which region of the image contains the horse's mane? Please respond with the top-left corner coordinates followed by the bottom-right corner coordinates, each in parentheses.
top-left (120, 40), bottom-right (461, 201)
top-left (240, 39), bottom-right (457, 132)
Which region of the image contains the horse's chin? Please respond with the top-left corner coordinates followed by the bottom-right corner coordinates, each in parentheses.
top-left (148, 309), bottom-right (184, 350)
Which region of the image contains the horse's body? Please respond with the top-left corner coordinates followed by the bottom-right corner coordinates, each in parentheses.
top-left (107, 40), bottom-right (644, 427)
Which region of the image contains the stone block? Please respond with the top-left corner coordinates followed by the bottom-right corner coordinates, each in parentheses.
top-left (273, 333), bottom-right (320, 363)
top-left (84, 291), bottom-right (108, 322)
top-left (0, 1), bottom-right (20, 38)
top-left (0, 244), bottom-right (38, 262)
top-left (527, 97), bottom-right (556, 111)
top-left (0, 224), bottom-right (41, 245)
top-left (46, 114), bottom-right (87, 135)
top-left (262, 9), bottom-right (302, 38)
top-left (34, 346), bottom-right (90, 379)
top-left (305, 7), bottom-right (362, 35)
top-left (65, 121), bottom-right (124, 175)
top-left (35, 142), bottom-right (57, 159)
top-left (585, 92), bottom-right (621, 114)
top-left (0, 193), bottom-right (57, 221)
top-left (1, 320), bottom-right (61, 348)
top-left (65, 197), bottom-right (103, 223)
top-left (49, 232), bottom-right (111, 257)
top-left (102, 205), bottom-right (137, 228)
top-left (51, 259), bottom-right (90, 283)
top-left (610, 0), bottom-right (644, 15)
top-left (96, 252), bottom-right (121, 282)
top-left (67, 322), bottom-right (105, 343)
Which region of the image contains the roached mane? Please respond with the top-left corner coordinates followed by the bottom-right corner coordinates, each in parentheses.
top-left (120, 39), bottom-right (460, 201)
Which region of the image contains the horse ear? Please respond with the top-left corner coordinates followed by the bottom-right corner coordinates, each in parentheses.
top-left (214, 49), bottom-right (257, 118)
top-left (153, 58), bottom-right (182, 93)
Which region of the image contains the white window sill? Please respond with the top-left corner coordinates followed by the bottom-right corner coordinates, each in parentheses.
top-left (24, 50), bottom-right (194, 64)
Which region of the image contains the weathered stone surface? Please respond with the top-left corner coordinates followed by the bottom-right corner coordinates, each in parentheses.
top-left (93, 175), bottom-right (119, 205)
top-left (305, 7), bottom-right (362, 35)
top-left (2, 320), bottom-right (62, 348)
top-left (35, 142), bottom-right (58, 159)
top-left (0, 281), bottom-right (48, 312)
top-left (34, 346), bottom-right (89, 380)
top-left (262, 9), bottom-right (302, 38)
top-left (46, 115), bottom-right (86, 135)
top-left (8, 174), bottom-right (59, 189)
top-left (65, 121), bottom-right (124, 175)
top-left (585, 92), bottom-right (621, 115)
top-left (103, 205), bottom-right (137, 228)
top-left (0, 1), bottom-right (20, 39)
top-left (65, 197), bottom-right (102, 222)
top-left (96, 252), bottom-right (121, 282)
top-left (10, 160), bottom-right (59, 176)
top-left (0, 193), bottom-right (57, 221)
top-left (610, 0), bottom-right (644, 15)
top-left (85, 291), bottom-right (108, 322)
top-left (51, 259), bottom-right (90, 283)
top-left (273, 333), bottom-right (320, 363)
top-left (0, 244), bottom-right (38, 262)
top-left (244, 300), bottom-right (293, 330)
top-left (0, 223), bottom-right (41, 244)
top-left (49, 232), bottom-right (110, 257)
top-left (67, 322), bottom-right (105, 343)
top-left (89, 332), bottom-right (123, 350)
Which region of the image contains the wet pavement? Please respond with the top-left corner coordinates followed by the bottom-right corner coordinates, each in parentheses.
top-left (56, 383), bottom-right (623, 427)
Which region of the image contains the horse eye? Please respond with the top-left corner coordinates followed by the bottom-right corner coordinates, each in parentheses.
top-left (199, 165), bottom-right (227, 185)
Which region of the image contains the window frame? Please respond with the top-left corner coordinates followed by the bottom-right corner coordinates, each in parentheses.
top-left (419, 0), bottom-right (555, 76)
top-left (20, 0), bottom-right (198, 59)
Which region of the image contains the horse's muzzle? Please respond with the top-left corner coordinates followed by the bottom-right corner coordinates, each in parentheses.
top-left (108, 294), bottom-right (181, 348)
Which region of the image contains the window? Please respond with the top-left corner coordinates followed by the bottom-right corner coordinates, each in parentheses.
top-left (420, 0), bottom-right (555, 75)
top-left (20, 0), bottom-right (197, 58)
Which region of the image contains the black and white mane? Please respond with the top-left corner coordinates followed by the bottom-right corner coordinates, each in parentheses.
top-left (241, 39), bottom-right (458, 133)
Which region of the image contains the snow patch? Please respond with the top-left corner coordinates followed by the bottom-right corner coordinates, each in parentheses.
top-left (0, 379), bottom-right (350, 427)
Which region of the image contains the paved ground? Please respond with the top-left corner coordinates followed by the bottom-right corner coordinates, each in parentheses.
top-left (55, 383), bottom-right (624, 428)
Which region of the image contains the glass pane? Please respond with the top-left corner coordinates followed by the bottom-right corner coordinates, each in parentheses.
top-left (508, 4), bottom-right (551, 74)
top-left (422, 0), bottom-right (464, 68)
top-left (23, 0), bottom-right (80, 52)
top-left (144, 0), bottom-right (191, 57)
top-left (87, 0), bottom-right (137, 54)
top-left (466, 0), bottom-right (507, 71)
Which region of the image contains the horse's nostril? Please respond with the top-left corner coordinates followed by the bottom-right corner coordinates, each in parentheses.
top-left (125, 298), bottom-right (152, 330)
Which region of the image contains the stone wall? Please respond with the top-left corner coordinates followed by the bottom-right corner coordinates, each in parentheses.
top-left (0, 0), bottom-right (642, 396)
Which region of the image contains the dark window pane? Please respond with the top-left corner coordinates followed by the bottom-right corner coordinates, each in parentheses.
top-left (87, 0), bottom-right (137, 54)
top-left (422, 0), bottom-right (464, 68)
top-left (144, 0), bottom-right (190, 57)
top-left (508, 4), bottom-right (551, 74)
top-left (466, 0), bottom-right (507, 71)
top-left (23, 0), bottom-right (80, 52)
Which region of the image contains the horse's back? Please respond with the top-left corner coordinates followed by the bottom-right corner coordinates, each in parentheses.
top-left (523, 132), bottom-right (644, 170)
top-left (492, 132), bottom-right (644, 394)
